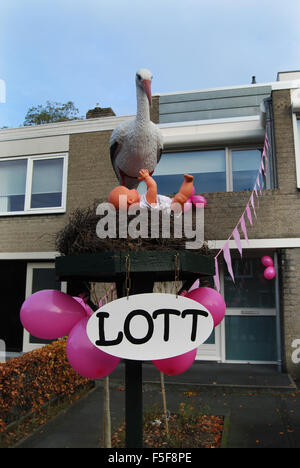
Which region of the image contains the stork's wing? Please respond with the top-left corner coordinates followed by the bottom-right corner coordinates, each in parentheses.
top-left (154, 123), bottom-right (164, 165)
top-left (110, 141), bottom-right (120, 172)
top-left (109, 120), bottom-right (131, 183)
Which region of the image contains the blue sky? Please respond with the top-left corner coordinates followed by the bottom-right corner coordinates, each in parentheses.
top-left (1, 0), bottom-right (300, 128)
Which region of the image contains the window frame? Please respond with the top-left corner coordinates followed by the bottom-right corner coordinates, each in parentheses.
top-left (0, 152), bottom-right (68, 216)
top-left (157, 144), bottom-right (269, 194)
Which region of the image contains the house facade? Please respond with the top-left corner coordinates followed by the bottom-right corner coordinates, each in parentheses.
top-left (0, 73), bottom-right (299, 379)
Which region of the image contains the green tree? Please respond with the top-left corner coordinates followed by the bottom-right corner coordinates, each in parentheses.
top-left (24, 101), bottom-right (81, 126)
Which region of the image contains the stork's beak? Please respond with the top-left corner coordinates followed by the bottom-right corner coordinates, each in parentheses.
top-left (142, 79), bottom-right (152, 107)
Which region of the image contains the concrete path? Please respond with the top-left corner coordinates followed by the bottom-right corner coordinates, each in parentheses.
top-left (15, 362), bottom-right (299, 449)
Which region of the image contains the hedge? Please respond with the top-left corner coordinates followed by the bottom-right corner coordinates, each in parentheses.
top-left (0, 340), bottom-right (93, 432)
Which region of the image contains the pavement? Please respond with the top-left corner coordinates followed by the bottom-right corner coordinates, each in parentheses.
top-left (14, 362), bottom-right (300, 449)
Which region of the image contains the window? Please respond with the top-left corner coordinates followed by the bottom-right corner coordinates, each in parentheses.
top-left (0, 154), bottom-right (68, 215)
top-left (232, 149), bottom-right (262, 191)
top-left (142, 147), bottom-right (270, 195)
top-left (152, 150), bottom-right (226, 194)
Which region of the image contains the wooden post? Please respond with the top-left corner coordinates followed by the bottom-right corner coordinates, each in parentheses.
top-left (125, 359), bottom-right (143, 448)
top-left (116, 273), bottom-right (155, 449)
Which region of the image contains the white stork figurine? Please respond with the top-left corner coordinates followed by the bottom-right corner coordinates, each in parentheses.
top-left (110, 69), bottom-right (164, 189)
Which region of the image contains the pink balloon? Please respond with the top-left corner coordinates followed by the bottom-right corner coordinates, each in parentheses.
top-left (261, 256), bottom-right (273, 267)
top-left (264, 266), bottom-right (276, 280)
top-left (66, 318), bottom-right (120, 379)
top-left (185, 287), bottom-right (226, 327)
top-left (73, 297), bottom-right (93, 317)
top-left (20, 290), bottom-right (86, 340)
top-left (190, 195), bottom-right (207, 207)
top-left (152, 349), bottom-right (197, 376)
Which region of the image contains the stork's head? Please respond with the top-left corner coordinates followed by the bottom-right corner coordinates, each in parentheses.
top-left (136, 68), bottom-right (153, 107)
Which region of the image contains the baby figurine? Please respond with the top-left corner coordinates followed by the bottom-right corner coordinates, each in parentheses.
top-left (108, 169), bottom-right (194, 213)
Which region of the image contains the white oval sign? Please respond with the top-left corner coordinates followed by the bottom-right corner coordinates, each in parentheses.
top-left (86, 293), bottom-right (214, 361)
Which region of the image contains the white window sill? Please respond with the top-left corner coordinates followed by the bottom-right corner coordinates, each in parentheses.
top-left (0, 208), bottom-right (66, 216)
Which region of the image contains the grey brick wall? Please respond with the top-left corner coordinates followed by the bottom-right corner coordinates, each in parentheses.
top-left (0, 129), bottom-right (118, 253)
top-left (280, 248), bottom-right (300, 379)
top-left (271, 89), bottom-right (300, 379)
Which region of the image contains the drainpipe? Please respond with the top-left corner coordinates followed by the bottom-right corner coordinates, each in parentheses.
top-left (274, 252), bottom-right (282, 373)
top-left (263, 97), bottom-right (278, 189)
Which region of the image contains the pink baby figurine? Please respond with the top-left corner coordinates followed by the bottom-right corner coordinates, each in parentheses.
top-left (108, 169), bottom-right (194, 214)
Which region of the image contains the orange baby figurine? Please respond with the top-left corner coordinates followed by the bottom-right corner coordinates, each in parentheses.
top-left (108, 169), bottom-right (194, 213)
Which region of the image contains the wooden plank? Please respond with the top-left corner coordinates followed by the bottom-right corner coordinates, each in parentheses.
top-left (180, 251), bottom-right (215, 275)
top-left (55, 252), bottom-right (121, 281)
top-left (55, 250), bottom-right (215, 282)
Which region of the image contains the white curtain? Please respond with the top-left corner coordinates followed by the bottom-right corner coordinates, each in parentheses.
top-left (0, 159), bottom-right (27, 196)
top-left (31, 158), bottom-right (63, 195)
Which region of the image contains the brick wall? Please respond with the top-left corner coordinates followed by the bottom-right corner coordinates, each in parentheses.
top-left (0, 129), bottom-right (118, 253)
top-left (67, 130), bottom-right (118, 212)
top-left (272, 89), bottom-right (300, 379)
top-left (280, 248), bottom-right (300, 379)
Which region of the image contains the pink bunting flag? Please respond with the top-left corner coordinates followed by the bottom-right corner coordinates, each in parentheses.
top-left (98, 299), bottom-right (103, 308)
top-left (240, 214), bottom-right (249, 244)
top-left (213, 122), bottom-right (269, 286)
top-left (213, 257), bottom-right (221, 292)
top-left (223, 241), bottom-right (235, 283)
top-left (250, 192), bottom-right (257, 219)
top-left (256, 175), bottom-right (262, 195)
top-left (233, 226), bottom-right (243, 257)
top-left (246, 203), bottom-right (253, 226)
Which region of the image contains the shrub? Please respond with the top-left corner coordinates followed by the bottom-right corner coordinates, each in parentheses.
top-left (0, 340), bottom-right (92, 432)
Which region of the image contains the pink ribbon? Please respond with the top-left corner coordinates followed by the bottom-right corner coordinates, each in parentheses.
top-left (246, 204), bottom-right (253, 226)
top-left (240, 214), bottom-right (249, 244)
top-left (233, 227), bottom-right (243, 257)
